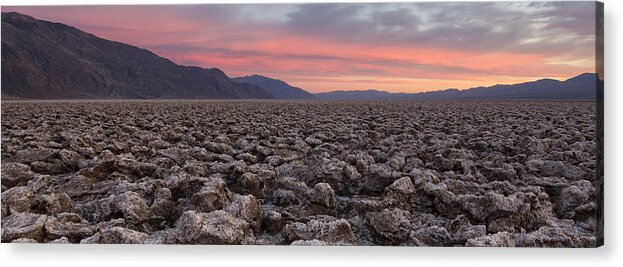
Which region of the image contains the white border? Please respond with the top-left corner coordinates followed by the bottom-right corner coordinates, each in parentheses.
top-left (1, 1), bottom-right (620, 267)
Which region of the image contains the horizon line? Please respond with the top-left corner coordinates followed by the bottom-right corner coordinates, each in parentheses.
top-left (310, 72), bottom-right (599, 95)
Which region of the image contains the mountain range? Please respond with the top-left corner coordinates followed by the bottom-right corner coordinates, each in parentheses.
top-left (316, 73), bottom-right (603, 100)
top-left (232, 74), bottom-right (315, 99)
top-left (1, 12), bottom-right (602, 100)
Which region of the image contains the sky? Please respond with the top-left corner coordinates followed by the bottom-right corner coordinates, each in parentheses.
top-left (2, 2), bottom-right (599, 93)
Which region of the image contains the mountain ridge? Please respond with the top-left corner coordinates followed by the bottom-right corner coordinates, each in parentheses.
top-left (232, 74), bottom-right (315, 99)
top-left (315, 73), bottom-right (602, 100)
top-left (1, 12), bottom-right (273, 99)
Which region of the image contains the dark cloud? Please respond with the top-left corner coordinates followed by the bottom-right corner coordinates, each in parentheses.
top-left (285, 4), bottom-right (374, 41)
top-left (279, 2), bottom-right (597, 55)
top-left (541, 1), bottom-right (597, 35)
top-left (370, 8), bottom-right (420, 31)
top-left (167, 4), bottom-right (245, 25)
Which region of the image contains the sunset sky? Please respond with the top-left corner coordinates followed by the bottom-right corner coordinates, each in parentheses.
top-left (2, 2), bottom-right (599, 93)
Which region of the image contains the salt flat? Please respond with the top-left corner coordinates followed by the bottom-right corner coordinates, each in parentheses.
top-left (0, 100), bottom-right (598, 246)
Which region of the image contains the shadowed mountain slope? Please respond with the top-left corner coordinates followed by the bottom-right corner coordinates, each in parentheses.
top-left (1, 12), bottom-right (273, 99)
top-left (233, 74), bottom-right (315, 99)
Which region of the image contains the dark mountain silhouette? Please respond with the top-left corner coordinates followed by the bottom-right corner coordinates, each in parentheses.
top-left (1, 12), bottom-right (273, 99)
top-left (233, 74), bottom-right (315, 99)
top-left (315, 73), bottom-right (602, 100)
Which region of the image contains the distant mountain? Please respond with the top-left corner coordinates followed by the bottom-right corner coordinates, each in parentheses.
top-left (1, 12), bottom-right (273, 99)
top-left (315, 89), bottom-right (394, 100)
top-left (233, 74), bottom-right (315, 99)
top-left (314, 73), bottom-right (602, 100)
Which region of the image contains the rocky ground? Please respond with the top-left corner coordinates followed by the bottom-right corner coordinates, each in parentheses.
top-left (0, 100), bottom-right (598, 246)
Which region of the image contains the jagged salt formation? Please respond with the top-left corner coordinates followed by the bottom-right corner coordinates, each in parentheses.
top-left (1, 100), bottom-right (597, 246)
